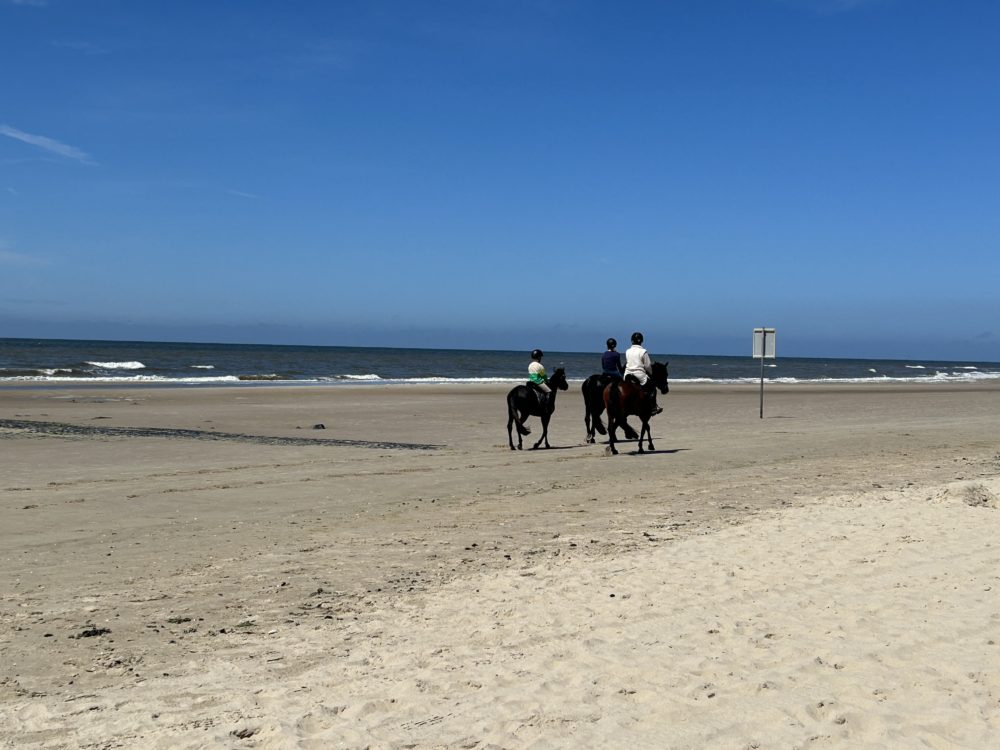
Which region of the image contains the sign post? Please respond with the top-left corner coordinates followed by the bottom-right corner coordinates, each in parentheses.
top-left (752, 328), bottom-right (776, 419)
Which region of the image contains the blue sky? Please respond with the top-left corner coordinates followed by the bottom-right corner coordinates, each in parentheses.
top-left (1, 0), bottom-right (998, 360)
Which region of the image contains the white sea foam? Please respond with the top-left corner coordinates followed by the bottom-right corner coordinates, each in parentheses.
top-left (86, 361), bottom-right (146, 369)
top-left (190, 365), bottom-right (215, 369)
top-left (4, 367), bottom-right (999, 387)
top-left (674, 370), bottom-right (1000, 385)
top-left (320, 375), bottom-right (520, 385)
top-left (905, 365), bottom-right (926, 369)
top-left (4, 372), bottom-right (997, 385)
top-left (3, 374), bottom-right (244, 384)
top-left (389, 377), bottom-right (520, 384)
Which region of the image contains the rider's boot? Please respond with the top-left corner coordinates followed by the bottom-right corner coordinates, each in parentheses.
top-left (645, 384), bottom-right (663, 416)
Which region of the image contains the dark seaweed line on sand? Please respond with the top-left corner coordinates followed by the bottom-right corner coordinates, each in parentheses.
top-left (0, 419), bottom-right (439, 451)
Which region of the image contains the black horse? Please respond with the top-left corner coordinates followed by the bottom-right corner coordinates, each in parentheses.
top-left (581, 374), bottom-right (639, 444)
top-left (604, 361), bottom-right (669, 455)
top-left (506, 367), bottom-right (569, 450)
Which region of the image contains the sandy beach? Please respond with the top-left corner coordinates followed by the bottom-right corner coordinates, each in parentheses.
top-left (2, 382), bottom-right (999, 748)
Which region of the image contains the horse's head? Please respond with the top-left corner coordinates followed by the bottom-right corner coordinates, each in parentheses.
top-left (550, 367), bottom-right (569, 391)
top-left (651, 361), bottom-right (669, 394)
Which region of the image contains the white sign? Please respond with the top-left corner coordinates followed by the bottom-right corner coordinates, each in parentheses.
top-left (752, 328), bottom-right (776, 359)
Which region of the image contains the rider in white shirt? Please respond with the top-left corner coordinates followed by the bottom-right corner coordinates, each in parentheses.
top-left (624, 332), bottom-right (662, 415)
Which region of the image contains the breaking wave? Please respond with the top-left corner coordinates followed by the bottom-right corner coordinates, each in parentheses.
top-left (86, 361), bottom-right (146, 370)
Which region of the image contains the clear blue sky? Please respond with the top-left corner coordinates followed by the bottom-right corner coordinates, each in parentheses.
top-left (2, 0), bottom-right (998, 360)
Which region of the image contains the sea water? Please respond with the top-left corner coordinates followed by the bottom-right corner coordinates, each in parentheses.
top-left (1, 338), bottom-right (998, 387)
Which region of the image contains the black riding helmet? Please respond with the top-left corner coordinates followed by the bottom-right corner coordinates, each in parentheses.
top-left (531, 349), bottom-right (544, 360)
top-left (606, 338), bottom-right (617, 350)
top-left (631, 331), bottom-right (644, 345)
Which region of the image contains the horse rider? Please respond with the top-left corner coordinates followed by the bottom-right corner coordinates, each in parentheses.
top-left (527, 348), bottom-right (552, 409)
top-left (602, 338), bottom-right (625, 381)
top-left (624, 331), bottom-right (663, 415)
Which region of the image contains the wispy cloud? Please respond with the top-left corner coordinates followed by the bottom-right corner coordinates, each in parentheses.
top-left (9, 0), bottom-right (49, 7)
top-left (225, 188), bottom-right (263, 200)
top-left (0, 124), bottom-right (96, 165)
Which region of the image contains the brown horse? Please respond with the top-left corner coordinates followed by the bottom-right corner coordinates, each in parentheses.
top-left (581, 373), bottom-right (639, 444)
top-left (603, 361), bottom-right (669, 455)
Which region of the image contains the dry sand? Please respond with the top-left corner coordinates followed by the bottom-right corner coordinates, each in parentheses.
top-left (2, 382), bottom-right (999, 748)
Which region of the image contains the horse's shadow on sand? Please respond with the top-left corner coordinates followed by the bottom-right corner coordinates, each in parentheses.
top-left (603, 445), bottom-right (689, 456)
top-left (528, 443), bottom-right (690, 456)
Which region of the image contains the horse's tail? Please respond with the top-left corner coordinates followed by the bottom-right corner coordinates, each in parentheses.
top-left (508, 391), bottom-right (530, 436)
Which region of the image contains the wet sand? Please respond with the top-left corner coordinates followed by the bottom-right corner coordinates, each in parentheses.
top-left (2, 382), bottom-right (999, 748)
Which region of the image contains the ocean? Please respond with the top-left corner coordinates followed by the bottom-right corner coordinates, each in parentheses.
top-left (1, 337), bottom-right (998, 387)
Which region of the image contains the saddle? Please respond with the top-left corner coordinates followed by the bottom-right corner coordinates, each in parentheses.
top-left (624, 374), bottom-right (655, 398)
top-left (526, 381), bottom-right (551, 408)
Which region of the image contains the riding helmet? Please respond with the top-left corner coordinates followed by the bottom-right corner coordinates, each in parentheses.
top-left (631, 331), bottom-right (644, 345)
top-left (531, 348), bottom-right (544, 359)
top-left (606, 338), bottom-right (617, 350)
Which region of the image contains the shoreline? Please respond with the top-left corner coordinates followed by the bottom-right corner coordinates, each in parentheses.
top-left (3, 377), bottom-right (1000, 393)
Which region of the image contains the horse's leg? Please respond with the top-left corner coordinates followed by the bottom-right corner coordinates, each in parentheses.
top-left (607, 413), bottom-right (618, 455)
top-left (636, 418), bottom-right (647, 454)
top-left (594, 407), bottom-right (607, 436)
top-left (515, 407), bottom-right (530, 437)
top-left (586, 404), bottom-right (606, 441)
top-left (532, 413), bottom-right (548, 449)
top-left (513, 398), bottom-right (531, 437)
top-left (622, 419), bottom-right (638, 441)
top-left (584, 406), bottom-right (593, 444)
top-left (507, 399), bottom-right (517, 450)
top-left (646, 418), bottom-right (655, 452)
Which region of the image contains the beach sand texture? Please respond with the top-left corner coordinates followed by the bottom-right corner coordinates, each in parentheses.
top-left (2, 383), bottom-right (999, 748)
